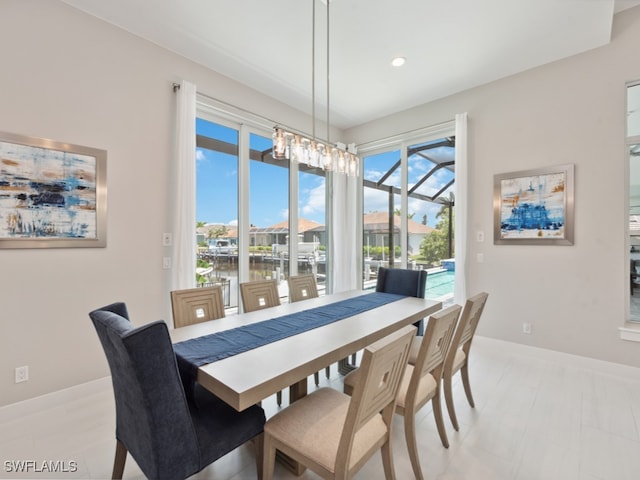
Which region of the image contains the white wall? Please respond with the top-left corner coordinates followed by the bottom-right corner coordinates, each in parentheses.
top-left (347, 6), bottom-right (640, 368)
top-left (2, 0), bottom-right (639, 407)
top-left (0, 0), bottom-right (311, 407)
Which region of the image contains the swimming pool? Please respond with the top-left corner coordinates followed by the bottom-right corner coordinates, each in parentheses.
top-left (425, 270), bottom-right (455, 300)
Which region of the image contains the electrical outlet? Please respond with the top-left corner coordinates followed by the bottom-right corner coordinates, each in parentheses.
top-left (522, 322), bottom-right (532, 334)
top-left (15, 366), bottom-right (29, 383)
top-left (163, 257), bottom-right (172, 269)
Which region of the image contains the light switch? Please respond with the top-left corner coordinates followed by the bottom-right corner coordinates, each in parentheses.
top-left (162, 233), bottom-right (172, 247)
top-left (476, 253), bottom-right (484, 263)
top-left (476, 231), bottom-right (484, 242)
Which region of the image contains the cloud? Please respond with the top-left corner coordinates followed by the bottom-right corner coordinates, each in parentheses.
top-left (301, 178), bottom-right (326, 217)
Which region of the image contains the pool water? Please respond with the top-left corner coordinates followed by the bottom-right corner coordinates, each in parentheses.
top-left (425, 270), bottom-right (455, 300)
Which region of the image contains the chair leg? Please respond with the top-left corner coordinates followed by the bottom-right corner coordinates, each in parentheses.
top-left (443, 374), bottom-right (460, 431)
top-left (380, 438), bottom-right (396, 480)
top-left (432, 391), bottom-right (450, 448)
top-left (460, 363), bottom-right (475, 408)
top-left (262, 434), bottom-right (276, 480)
top-left (112, 440), bottom-right (127, 480)
top-left (403, 412), bottom-right (424, 480)
top-left (325, 365), bottom-right (330, 379)
top-left (314, 371), bottom-right (320, 386)
top-left (276, 390), bottom-right (282, 406)
top-left (253, 433), bottom-right (264, 480)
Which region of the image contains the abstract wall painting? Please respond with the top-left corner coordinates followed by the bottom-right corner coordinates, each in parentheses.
top-left (493, 164), bottom-right (574, 245)
top-left (0, 131), bottom-right (106, 248)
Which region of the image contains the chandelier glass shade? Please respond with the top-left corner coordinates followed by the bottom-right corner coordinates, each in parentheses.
top-left (272, 127), bottom-right (359, 176)
top-left (271, 0), bottom-right (359, 177)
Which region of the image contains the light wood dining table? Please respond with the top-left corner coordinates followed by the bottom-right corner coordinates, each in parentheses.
top-left (170, 289), bottom-right (442, 412)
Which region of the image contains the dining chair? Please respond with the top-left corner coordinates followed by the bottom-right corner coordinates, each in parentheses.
top-left (170, 285), bottom-right (225, 328)
top-left (376, 266), bottom-right (428, 335)
top-left (88, 302), bottom-right (265, 480)
top-left (287, 274), bottom-right (329, 385)
top-left (240, 279), bottom-right (281, 313)
top-left (287, 273), bottom-right (318, 303)
top-left (440, 291), bottom-right (489, 431)
top-left (240, 279), bottom-right (284, 405)
top-left (343, 305), bottom-right (461, 479)
top-left (262, 325), bottom-right (416, 480)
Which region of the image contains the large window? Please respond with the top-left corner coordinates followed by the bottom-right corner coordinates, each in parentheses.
top-left (360, 129), bottom-right (456, 304)
top-left (195, 107), bottom-right (328, 311)
top-left (195, 118), bottom-right (239, 309)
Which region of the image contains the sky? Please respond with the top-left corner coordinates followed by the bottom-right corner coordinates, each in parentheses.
top-left (195, 118), bottom-right (454, 229)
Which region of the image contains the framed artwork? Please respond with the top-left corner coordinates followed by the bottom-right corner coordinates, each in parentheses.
top-left (0, 131), bottom-right (106, 248)
top-left (493, 164), bottom-right (574, 245)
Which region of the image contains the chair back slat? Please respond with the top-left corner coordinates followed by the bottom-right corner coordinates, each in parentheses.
top-left (240, 279), bottom-right (281, 312)
top-left (287, 274), bottom-right (319, 303)
top-left (171, 286), bottom-right (225, 328)
top-left (338, 325), bottom-right (415, 460)
top-left (420, 305), bottom-right (462, 376)
top-left (445, 292), bottom-right (489, 371)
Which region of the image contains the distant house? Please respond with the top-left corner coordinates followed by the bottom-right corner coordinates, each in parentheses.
top-left (251, 218), bottom-right (325, 247)
top-left (196, 223), bottom-right (238, 248)
top-left (363, 212), bottom-right (434, 256)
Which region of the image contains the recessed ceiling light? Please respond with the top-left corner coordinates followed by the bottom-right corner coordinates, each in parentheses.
top-left (391, 57), bottom-right (406, 67)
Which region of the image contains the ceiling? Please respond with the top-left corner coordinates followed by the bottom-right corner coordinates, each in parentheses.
top-left (61, 0), bottom-right (640, 130)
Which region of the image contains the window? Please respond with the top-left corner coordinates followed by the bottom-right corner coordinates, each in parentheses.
top-left (360, 125), bottom-right (456, 304)
top-left (195, 104), bottom-right (328, 311)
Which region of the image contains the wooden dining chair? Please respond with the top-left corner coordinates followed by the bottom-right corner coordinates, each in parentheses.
top-left (170, 286), bottom-right (225, 328)
top-left (240, 279), bottom-right (283, 405)
top-left (343, 305), bottom-right (461, 479)
top-left (89, 302), bottom-right (265, 480)
top-left (287, 274), bottom-right (329, 385)
top-left (240, 279), bottom-right (281, 313)
top-left (262, 325), bottom-right (416, 480)
top-left (287, 274), bottom-right (318, 303)
top-left (440, 292), bottom-right (489, 431)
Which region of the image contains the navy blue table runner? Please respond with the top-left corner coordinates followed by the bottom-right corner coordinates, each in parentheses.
top-left (173, 292), bottom-right (405, 395)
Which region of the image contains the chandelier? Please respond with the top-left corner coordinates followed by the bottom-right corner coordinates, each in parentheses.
top-left (272, 0), bottom-right (359, 177)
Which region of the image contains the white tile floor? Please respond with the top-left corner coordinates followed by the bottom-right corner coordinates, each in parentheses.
top-left (2, 336), bottom-right (640, 480)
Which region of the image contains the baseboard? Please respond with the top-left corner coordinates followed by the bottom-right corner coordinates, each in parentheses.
top-left (474, 335), bottom-right (640, 381)
top-left (0, 376), bottom-right (112, 424)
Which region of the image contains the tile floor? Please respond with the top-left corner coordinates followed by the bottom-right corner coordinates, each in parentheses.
top-left (1, 336), bottom-right (640, 480)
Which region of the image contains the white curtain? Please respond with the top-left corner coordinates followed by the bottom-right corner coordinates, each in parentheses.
top-left (331, 173), bottom-right (359, 292)
top-left (171, 80), bottom-right (197, 291)
top-left (454, 112), bottom-right (468, 304)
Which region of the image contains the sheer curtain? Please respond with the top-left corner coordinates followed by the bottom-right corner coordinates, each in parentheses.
top-left (171, 80), bottom-right (197, 291)
top-left (454, 112), bottom-right (468, 304)
top-left (331, 173), bottom-right (359, 293)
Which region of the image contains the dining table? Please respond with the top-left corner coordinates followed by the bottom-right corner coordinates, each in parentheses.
top-left (170, 289), bottom-right (442, 411)
top-left (170, 289), bottom-right (441, 473)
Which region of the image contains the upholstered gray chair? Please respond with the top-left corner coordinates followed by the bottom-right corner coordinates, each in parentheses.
top-left (376, 266), bottom-right (428, 335)
top-left (89, 302), bottom-right (265, 480)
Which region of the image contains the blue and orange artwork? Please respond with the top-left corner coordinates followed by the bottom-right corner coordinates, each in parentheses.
top-left (0, 141), bottom-right (97, 239)
top-left (499, 171), bottom-right (566, 239)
